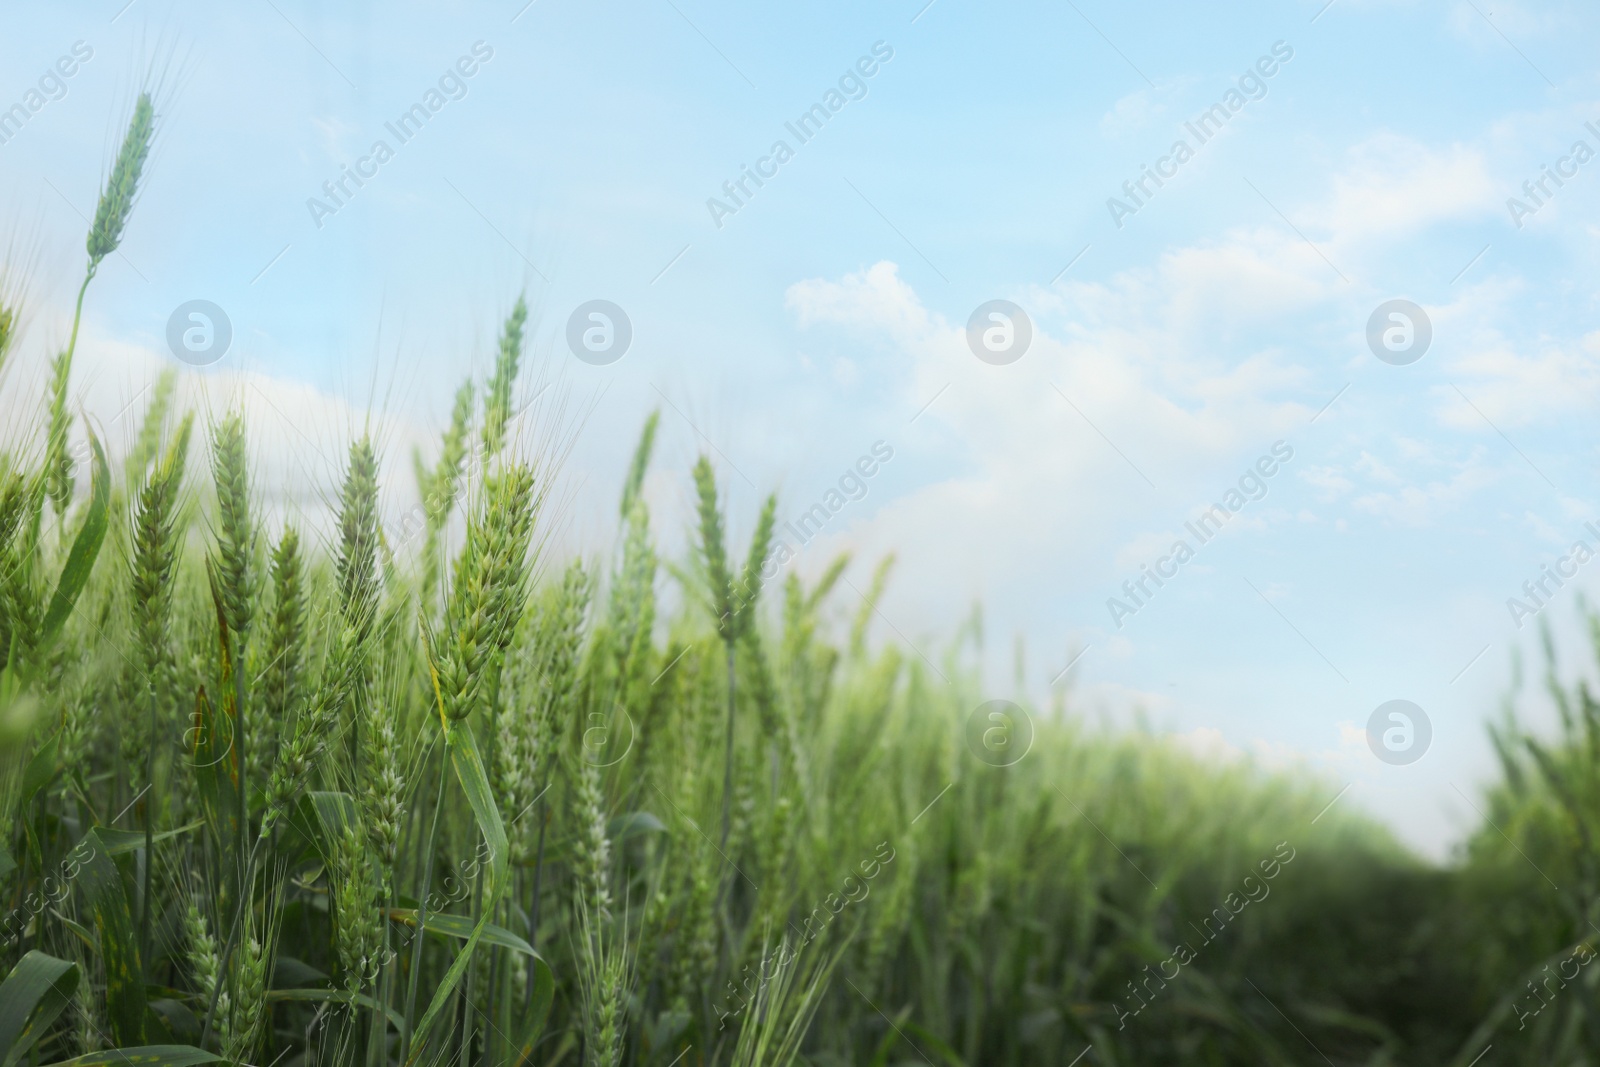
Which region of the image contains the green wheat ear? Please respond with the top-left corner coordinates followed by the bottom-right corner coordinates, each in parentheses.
top-left (619, 409), bottom-right (660, 519)
top-left (481, 295), bottom-right (528, 461)
top-left (87, 92), bottom-right (155, 270)
top-left (433, 462), bottom-right (538, 721)
top-left (336, 435), bottom-right (381, 633)
top-left (126, 369), bottom-right (177, 481)
top-left (419, 377), bottom-right (474, 602)
top-left (211, 411), bottom-right (255, 641)
top-left (692, 455), bottom-right (733, 637)
top-left (733, 492), bottom-right (777, 638)
top-left (0, 304), bottom-right (14, 370)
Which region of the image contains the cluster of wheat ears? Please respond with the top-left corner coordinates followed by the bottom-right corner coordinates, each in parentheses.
top-left (0, 89), bottom-right (863, 1067)
top-left (15, 87), bottom-right (1600, 1067)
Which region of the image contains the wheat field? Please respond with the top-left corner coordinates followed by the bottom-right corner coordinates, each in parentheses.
top-left (3, 88), bottom-right (1600, 1067)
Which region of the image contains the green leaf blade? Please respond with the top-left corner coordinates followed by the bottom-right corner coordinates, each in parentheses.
top-left (39, 430), bottom-right (110, 653)
top-left (0, 951), bottom-right (80, 1067)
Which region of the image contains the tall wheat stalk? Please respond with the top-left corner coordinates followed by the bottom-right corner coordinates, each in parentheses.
top-left (690, 459), bottom-right (775, 855)
top-left (127, 411), bottom-right (191, 962)
top-left (47, 93), bottom-right (155, 522)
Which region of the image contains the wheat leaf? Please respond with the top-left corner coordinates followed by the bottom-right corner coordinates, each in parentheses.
top-left (38, 429), bottom-right (109, 655)
top-left (74, 830), bottom-right (144, 1045)
top-left (404, 723), bottom-right (509, 1064)
top-left (0, 951), bottom-right (80, 1067)
top-left (39, 1046), bottom-right (218, 1067)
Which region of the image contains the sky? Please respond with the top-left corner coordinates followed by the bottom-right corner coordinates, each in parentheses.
top-left (3, 0), bottom-right (1600, 858)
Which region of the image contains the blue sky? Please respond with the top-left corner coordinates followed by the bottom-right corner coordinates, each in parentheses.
top-left (5, 0), bottom-right (1600, 856)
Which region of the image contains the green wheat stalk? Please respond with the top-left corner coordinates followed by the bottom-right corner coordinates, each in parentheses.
top-left (46, 93), bottom-right (156, 521)
top-left (692, 457), bottom-right (777, 852)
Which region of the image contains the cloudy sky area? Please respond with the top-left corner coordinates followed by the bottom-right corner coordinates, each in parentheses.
top-left (4, 0), bottom-right (1600, 856)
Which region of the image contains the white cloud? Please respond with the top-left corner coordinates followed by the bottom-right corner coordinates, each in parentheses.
top-left (1523, 510), bottom-right (1567, 545)
top-left (310, 116), bottom-right (361, 162)
top-left (1354, 451), bottom-right (1402, 485)
top-left (777, 127), bottom-right (1526, 649)
top-left (1299, 465), bottom-right (1353, 500)
top-left (1446, 0), bottom-right (1580, 45)
top-left (1437, 320), bottom-right (1600, 429)
top-left (1351, 460), bottom-right (1502, 526)
top-left (1114, 529), bottom-right (1182, 571)
top-left (1098, 78), bottom-right (1195, 138)
top-left (1321, 133), bottom-right (1498, 249)
top-left (784, 261), bottom-right (932, 337)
